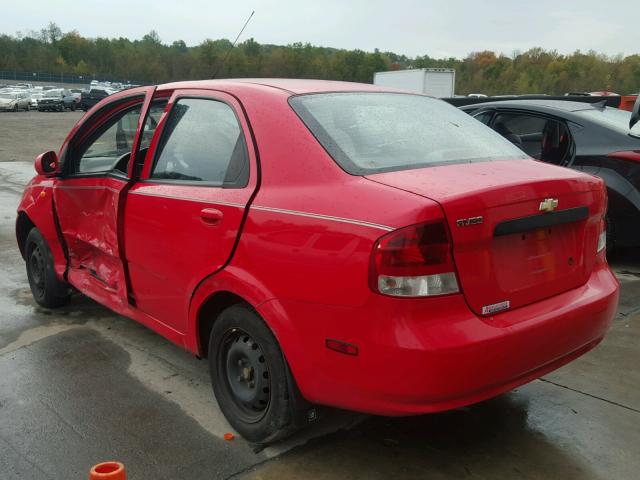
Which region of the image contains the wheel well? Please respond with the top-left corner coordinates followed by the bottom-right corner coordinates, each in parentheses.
top-left (197, 291), bottom-right (248, 359)
top-left (16, 212), bottom-right (35, 260)
top-left (607, 187), bottom-right (638, 218)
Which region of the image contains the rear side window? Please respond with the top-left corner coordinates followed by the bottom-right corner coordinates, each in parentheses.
top-left (150, 98), bottom-right (249, 187)
top-left (575, 107), bottom-right (640, 138)
top-left (289, 92), bottom-right (527, 174)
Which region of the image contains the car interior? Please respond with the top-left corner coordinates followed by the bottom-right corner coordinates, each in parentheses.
top-left (476, 111), bottom-right (572, 165)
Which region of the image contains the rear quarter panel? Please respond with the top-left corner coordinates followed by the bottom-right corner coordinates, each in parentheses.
top-left (187, 84), bottom-right (446, 378)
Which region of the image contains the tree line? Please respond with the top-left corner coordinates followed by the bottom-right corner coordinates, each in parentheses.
top-left (1, 23), bottom-right (639, 95)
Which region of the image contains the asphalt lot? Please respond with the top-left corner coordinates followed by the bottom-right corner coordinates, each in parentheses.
top-left (1, 111), bottom-right (639, 479)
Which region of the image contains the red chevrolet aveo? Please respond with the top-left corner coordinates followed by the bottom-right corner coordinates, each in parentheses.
top-left (17, 79), bottom-right (619, 443)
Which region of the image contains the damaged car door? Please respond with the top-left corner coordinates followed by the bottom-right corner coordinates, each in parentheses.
top-left (52, 90), bottom-right (154, 310)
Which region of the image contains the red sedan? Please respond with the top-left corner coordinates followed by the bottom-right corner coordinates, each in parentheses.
top-left (16, 79), bottom-right (619, 443)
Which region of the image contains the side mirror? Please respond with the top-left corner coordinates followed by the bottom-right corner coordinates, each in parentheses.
top-left (630, 95), bottom-right (640, 130)
top-left (35, 151), bottom-right (59, 176)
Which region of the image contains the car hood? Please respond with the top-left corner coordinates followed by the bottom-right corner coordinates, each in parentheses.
top-left (0, 98), bottom-right (16, 105)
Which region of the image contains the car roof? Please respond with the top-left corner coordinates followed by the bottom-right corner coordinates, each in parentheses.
top-left (461, 99), bottom-right (600, 113)
top-left (157, 78), bottom-right (402, 95)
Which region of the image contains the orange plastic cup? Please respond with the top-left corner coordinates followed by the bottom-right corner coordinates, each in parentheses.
top-left (89, 461), bottom-right (126, 480)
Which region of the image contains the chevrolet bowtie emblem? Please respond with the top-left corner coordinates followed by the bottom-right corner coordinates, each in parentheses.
top-left (539, 198), bottom-right (559, 213)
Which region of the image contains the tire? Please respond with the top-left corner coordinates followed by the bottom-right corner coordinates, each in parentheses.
top-left (209, 304), bottom-right (296, 443)
top-left (13, 104), bottom-right (18, 112)
top-left (25, 228), bottom-right (71, 308)
top-left (71, 103), bottom-right (76, 111)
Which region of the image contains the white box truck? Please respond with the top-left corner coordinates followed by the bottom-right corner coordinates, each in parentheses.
top-left (373, 68), bottom-right (455, 97)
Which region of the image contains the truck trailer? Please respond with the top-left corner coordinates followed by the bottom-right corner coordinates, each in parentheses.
top-left (373, 68), bottom-right (455, 97)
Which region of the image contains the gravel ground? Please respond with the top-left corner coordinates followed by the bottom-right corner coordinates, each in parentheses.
top-left (0, 110), bottom-right (84, 162)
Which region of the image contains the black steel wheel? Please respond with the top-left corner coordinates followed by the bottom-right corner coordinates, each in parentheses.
top-left (220, 328), bottom-right (271, 422)
top-left (209, 304), bottom-right (297, 443)
top-left (28, 241), bottom-right (46, 299)
top-left (25, 228), bottom-right (71, 308)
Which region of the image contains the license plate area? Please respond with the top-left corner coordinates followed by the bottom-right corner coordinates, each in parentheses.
top-left (492, 222), bottom-right (584, 295)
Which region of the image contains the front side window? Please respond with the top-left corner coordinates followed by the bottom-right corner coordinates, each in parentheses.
top-left (473, 110), bottom-right (494, 125)
top-left (493, 113), bottom-right (571, 165)
top-left (76, 107), bottom-right (142, 174)
top-left (289, 93), bottom-right (527, 175)
top-left (150, 98), bottom-right (249, 186)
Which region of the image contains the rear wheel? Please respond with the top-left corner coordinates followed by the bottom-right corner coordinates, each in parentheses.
top-left (209, 304), bottom-right (296, 443)
top-left (25, 228), bottom-right (71, 308)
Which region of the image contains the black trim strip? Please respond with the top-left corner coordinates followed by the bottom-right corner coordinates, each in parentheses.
top-left (494, 206), bottom-right (589, 237)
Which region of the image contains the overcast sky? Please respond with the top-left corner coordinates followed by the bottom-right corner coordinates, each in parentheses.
top-left (3, 0), bottom-right (637, 58)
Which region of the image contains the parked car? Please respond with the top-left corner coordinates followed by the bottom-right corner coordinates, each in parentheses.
top-left (69, 88), bottom-right (83, 104)
top-left (37, 89), bottom-right (77, 111)
top-left (0, 91), bottom-right (31, 111)
top-left (17, 80), bottom-right (619, 444)
top-left (30, 92), bottom-right (43, 109)
top-left (461, 99), bottom-right (640, 250)
top-left (80, 87), bottom-right (114, 111)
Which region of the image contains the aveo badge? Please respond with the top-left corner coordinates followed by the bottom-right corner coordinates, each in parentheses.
top-left (456, 216), bottom-right (484, 227)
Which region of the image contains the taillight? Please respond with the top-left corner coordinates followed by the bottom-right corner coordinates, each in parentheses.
top-left (369, 220), bottom-right (459, 297)
top-left (597, 219), bottom-right (607, 254)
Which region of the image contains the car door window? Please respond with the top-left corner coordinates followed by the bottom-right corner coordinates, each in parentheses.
top-left (472, 110), bottom-right (494, 125)
top-left (76, 107), bottom-right (142, 174)
top-left (492, 113), bottom-right (571, 165)
top-left (150, 98), bottom-right (249, 187)
top-left (140, 100), bottom-right (167, 150)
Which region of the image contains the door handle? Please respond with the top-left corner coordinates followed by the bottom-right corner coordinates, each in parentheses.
top-left (200, 208), bottom-right (223, 226)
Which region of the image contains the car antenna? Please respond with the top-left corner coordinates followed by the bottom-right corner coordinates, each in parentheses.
top-left (212, 10), bottom-right (255, 79)
top-left (591, 99), bottom-right (607, 110)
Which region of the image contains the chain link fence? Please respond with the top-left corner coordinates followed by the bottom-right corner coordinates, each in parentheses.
top-left (0, 70), bottom-right (144, 86)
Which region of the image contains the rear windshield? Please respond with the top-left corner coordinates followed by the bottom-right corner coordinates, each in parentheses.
top-left (289, 92), bottom-right (527, 174)
top-left (575, 107), bottom-right (640, 138)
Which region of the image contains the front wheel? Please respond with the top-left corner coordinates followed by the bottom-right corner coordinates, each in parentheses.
top-left (25, 228), bottom-right (71, 308)
top-left (209, 304), bottom-right (296, 443)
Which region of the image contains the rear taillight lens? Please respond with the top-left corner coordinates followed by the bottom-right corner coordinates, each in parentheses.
top-left (369, 220), bottom-right (459, 297)
top-left (597, 219), bottom-right (606, 254)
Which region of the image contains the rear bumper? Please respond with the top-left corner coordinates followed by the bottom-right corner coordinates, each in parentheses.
top-left (270, 262), bottom-right (619, 415)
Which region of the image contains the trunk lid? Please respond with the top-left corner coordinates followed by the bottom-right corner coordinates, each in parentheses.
top-left (366, 159), bottom-right (606, 316)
